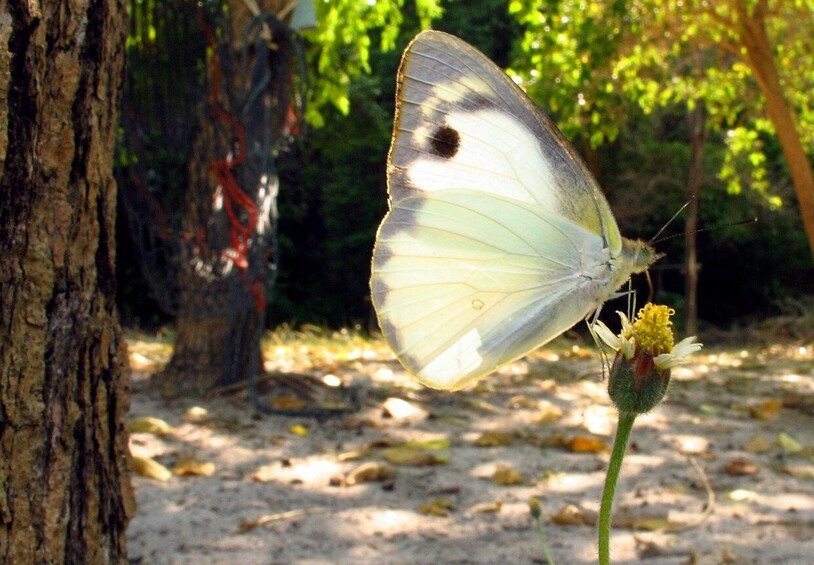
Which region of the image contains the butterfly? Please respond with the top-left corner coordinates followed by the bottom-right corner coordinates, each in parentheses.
top-left (370, 31), bottom-right (660, 391)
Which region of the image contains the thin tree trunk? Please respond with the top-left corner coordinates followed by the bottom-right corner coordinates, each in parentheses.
top-left (737, 0), bottom-right (814, 260)
top-left (162, 0), bottom-right (294, 394)
top-left (0, 1), bottom-right (134, 562)
top-left (160, 59), bottom-right (271, 394)
top-left (684, 102), bottom-right (705, 336)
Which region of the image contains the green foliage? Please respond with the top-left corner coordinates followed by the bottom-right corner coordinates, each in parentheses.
top-left (509, 0), bottom-right (814, 201)
top-left (115, 0), bottom-right (813, 331)
top-left (269, 0), bottom-right (523, 326)
top-left (302, 0), bottom-right (443, 126)
top-left (508, 0), bottom-right (629, 146)
top-left (273, 74), bottom-right (393, 325)
top-left (598, 106), bottom-right (811, 325)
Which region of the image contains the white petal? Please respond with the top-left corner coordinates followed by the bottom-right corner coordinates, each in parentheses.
top-left (616, 311), bottom-right (632, 334)
top-left (620, 338), bottom-right (635, 360)
top-left (671, 336), bottom-right (703, 357)
top-left (654, 353), bottom-right (690, 370)
top-left (592, 320), bottom-right (621, 350)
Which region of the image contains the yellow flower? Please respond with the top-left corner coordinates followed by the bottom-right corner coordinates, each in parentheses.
top-left (593, 304), bottom-right (702, 415)
top-left (594, 306), bottom-right (701, 369)
top-left (631, 303), bottom-right (674, 355)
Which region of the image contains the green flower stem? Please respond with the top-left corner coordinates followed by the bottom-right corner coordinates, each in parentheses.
top-left (534, 513), bottom-right (556, 565)
top-left (598, 411), bottom-right (637, 565)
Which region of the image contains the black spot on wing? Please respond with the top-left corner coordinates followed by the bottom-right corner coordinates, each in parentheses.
top-left (429, 126), bottom-right (460, 159)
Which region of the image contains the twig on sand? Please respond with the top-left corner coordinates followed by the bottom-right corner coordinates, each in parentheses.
top-left (238, 507), bottom-right (328, 532)
top-left (679, 456), bottom-right (716, 530)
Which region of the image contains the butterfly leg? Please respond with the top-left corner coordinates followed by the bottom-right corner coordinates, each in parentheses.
top-left (585, 307), bottom-right (612, 378)
top-left (608, 280), bottom-right (638, 320)
top-left (588, 281), bottom-right (639, 378)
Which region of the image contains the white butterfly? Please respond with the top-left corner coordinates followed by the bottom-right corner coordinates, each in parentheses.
top-left (370, 31), bottom-right (659, 391)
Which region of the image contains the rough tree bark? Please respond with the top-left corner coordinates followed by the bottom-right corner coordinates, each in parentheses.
top-left (0, 1), bottom-right (134, 562)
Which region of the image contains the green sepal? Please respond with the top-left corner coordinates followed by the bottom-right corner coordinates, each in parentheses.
top-left (608, 353), bottom-right (671, 415)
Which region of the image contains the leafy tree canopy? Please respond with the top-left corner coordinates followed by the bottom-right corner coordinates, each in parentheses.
top-left (508, 0), bottom-right (814, 206)
top-left (303, 0), bottom-right (443, 126)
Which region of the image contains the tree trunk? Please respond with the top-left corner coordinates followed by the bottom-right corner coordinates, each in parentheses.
top-left (162, 1), bottom-right (297, 394)
top-left (684, 102), bottom-right (705, 336)
top-left (738, 0), bottom-right (814, 260)
top-left (0, 1), bottom-right (134, 562)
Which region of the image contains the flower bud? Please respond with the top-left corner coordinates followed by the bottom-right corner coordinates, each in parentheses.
top-left (607, 350), bottom-right (670, 415)
top-left (528, 497), bottom-right (542, 520)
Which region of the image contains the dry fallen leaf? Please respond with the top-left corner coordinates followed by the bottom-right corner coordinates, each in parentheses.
top-left (129, 351), bottom-right (158, 371)
top-left (289, 424), bottom-right (309, 437)
top-left (742, 435), bottom-right (774, 454)
top-left (346, 462), bottom-right (396, 485)
top-left (726, 488), bottom-right (757, 502)
top-left (782, 465), bottom-right (814, 479)
top-left (724, 458), bottom-right (759, 476)
top-left (403, 438), bottom-right (451, 450)
top-left (748, 398), bottom-right (783, 420)
top-left (380, 446), bottom-right (446, 466)
top-left (419, 498), bottom-right (455, 516)
top-left (632, 517), bottom-right (683, 532)
top-left (493, 466), bottom-right (524, 485)
top-left (132, 455), bottom-right (172, 481)
top-left (507, 395), bottom-right (538, 409)
top-left (568, 435), bottom-right (609, 453)
top-left (473, 431), bottom-right (513, 447)
top-left (238, 507), bottom-right (327, 532)
top-left (271, 395), bottom-right (308, 411)
top-left (184, 406), bottom-right (209, 423)
top-left (336, 447), bottom-right (370, 462)
top-left (777, 432), bottom-right (803, 453)
top-left (127, 416), bottom-right (172, 436)
top-left (471, 500), bottom-right (503, 514)
top-left (172, 455), bottom-right (215, 477)
top-left (551, 503), bottom-right (591, 526)
top-left (531, 403), bottom-right (564, 424)
top-left (382, 397), bottom-right (428, 420)
top-left (463, 398), bottom-right (502, 413)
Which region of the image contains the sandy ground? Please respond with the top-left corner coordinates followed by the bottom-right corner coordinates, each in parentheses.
top-left (125, 334), bottom-right (814, 564)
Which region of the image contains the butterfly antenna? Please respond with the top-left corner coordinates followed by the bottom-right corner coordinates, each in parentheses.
top-left (649, 200), bottom-right (691, 244)
top-left (651, 217), bottom-right (758, 245)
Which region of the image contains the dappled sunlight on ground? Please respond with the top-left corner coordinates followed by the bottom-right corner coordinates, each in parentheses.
top-left (125, 327), bottom-right (814, 564)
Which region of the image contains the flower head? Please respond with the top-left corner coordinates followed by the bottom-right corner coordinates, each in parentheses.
top-left (593, 303), bottom-right (702, 415)
top-left (632, 303), bottom-right (674, 355)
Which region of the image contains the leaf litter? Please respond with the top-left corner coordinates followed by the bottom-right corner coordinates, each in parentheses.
top-left (125, 329), bottom-right (814, 564)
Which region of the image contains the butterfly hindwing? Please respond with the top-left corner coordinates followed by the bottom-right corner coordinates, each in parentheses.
top-left (372, 189), bottom-right (614, 390)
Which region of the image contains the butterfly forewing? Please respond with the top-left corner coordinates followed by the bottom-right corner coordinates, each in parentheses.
top-left (388, 30), bottom-right (622, 253)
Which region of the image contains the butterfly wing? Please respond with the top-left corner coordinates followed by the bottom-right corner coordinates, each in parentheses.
top-left (371, 31), bottom-right (635, 389)
top-left (388, 30), bottom-right (622, 254)
top-left (372, 190), bottom-right (615, 390)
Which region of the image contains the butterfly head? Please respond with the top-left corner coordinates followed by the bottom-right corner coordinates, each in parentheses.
top-left (620, 238), bottom-right (663, 275)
